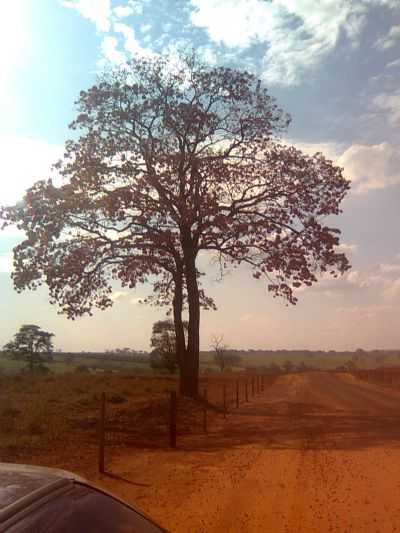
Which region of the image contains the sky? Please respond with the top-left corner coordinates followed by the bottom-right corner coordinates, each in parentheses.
top-left (1, 0), bottom-right (400, 352)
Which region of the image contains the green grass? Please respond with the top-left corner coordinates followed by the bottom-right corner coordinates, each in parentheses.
top-left (0, 355), bottom-right (153, 376)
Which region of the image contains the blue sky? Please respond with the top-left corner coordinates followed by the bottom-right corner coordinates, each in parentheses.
top-left (1, 0), bottom-right (400, 352)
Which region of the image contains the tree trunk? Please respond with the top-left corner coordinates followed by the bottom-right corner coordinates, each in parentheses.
top-left (173, 269), bottom-right (187, 395)
top-left (29, 341), bottom-right (33, 374)
top-left (181, 235), bottom-right (200, 398)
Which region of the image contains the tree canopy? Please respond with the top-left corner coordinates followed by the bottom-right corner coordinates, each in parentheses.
top-left (0, 52), bottom-right (350, 396)
top-left (150, 318), bottom-right (188, 374)
top-left (3, 324), bottom-right (54, 373)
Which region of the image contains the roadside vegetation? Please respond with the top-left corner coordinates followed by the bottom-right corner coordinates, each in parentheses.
top-left (1, 348), bottom-right (400, 376)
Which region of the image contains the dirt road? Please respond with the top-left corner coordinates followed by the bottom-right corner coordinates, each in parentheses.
top-left (95, 372), bottom-right (400, 532)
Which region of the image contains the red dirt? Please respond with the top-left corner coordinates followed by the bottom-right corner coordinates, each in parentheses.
top-left (87, 372), bottom-right (400, 532)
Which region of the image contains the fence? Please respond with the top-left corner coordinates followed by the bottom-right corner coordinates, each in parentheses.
top-left (352, 367), bottom-right (400, 387)
top-left (97, 373), bottom-right (276, 472)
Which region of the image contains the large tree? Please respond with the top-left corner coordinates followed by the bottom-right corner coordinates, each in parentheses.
top-left (0, 53), bottom-right (350, 397)
top-left (3, 324), bottom-right (54, 374)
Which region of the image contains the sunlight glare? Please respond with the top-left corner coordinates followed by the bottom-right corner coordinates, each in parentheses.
top-left (0, 2), bottom-right (31, 78)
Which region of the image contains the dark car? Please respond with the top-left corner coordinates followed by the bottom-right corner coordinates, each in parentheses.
top-left (0, 463), bottom-right (167, 532)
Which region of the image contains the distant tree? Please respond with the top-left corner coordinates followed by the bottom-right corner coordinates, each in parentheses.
top-left (210, 334), bottom-right (241, 372)
top-left (150, 319), bottom-right (188, 374)
top-left (3, 324), bottom-right (54, 374)
top-left (344, 359), bottom-right (357, 371)
top-left (266, 362), bottom-right (281, 374)
top-left (282, 360), bottom-right (295, 373)
top-left (296, 361), bottom-right (312, 372)
top-left (75, 364), bottom-right (90, 374)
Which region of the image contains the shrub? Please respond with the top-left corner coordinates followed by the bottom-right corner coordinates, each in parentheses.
top-left (75, 364), bottom-right (90, 373)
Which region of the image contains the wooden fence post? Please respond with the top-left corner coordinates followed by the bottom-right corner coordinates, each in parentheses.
top-left (169, 390), bottom-right (177, 448)
top-left (236, 380), bottom-right (239, 408)
top-left (203, 388), bottom-right (208, 433)
top-left (99, 392), bottom-right (106, 473)
top-left (245, 380), bottom-right (248, 402)
top-left (261, 375), bottom-right (264, 392)
top-left (251, 376), bottom-right (255, 397)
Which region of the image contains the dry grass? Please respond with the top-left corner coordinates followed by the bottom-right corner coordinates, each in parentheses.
top-left (0, 371), bottom-right (277, 470)
top-left (0, 373), bottom-right (174, 458)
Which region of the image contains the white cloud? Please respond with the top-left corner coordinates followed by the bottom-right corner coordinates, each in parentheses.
top-left (0, 3), bottom-right (31, 122)
top-left (191, 0), bottom-right (274, 49)
top-left (384, 278), bottom-right (400, 300)
top-left (62, 0), bottom-right (112, 32)
top-left (372, 91), bottom-right (400, 125)
top-left (0, 140), bottom-right (62, 271)
top-left (375, 24), bottom-right (400, 50)
top-left (288, 140), bottom-right (346, 161)
top-left (140, 23), bottom-right (152, 34)
top-left (190, 0), bottom-right (370, 86)
top-left (337, 243), bottom-right (359, 254)
top-left (0, 137), bottom-right (63, 207)
top-left (300, 257), bottom-right (400, 308)
top-left (113, 22), bottom-right (154, 58)
top-left (114, 5), bottom-right (134, 18)
top-left (288, 139), bottom-right (400, 194)
top-left (337, 142), bottom-right (400, 193)
top-left (386, 58), bottom-right (400, 68)
top-left (0, 252), bottom-right (13, 274)
top-left (101, 35), bottom-right (127, 64)
top-left (335, 303), bottom-right (396, 321)
top-left (110, 291), bottom-right (127, 302)
top-left (379, 262), bottom-right (400, 274)
top-left (303, 267), bottom-right (388, 298)
top-left (0, 2), bottom-right (30, 75)
top-left (197, 45), bottom-right (218, 65)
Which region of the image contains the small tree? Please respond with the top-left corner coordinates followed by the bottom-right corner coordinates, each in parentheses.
top-left (3, 324), bottom-right (54, 374)
top-left (210, 334), bottom-right (241, 372)
top-left (296, 361), bottom-right (312, 372)
top-left (282, 360), bottom-right (295, 373)
top-left (150, 319), bottom-right (187, 374)
top-left (345, 359), bottom-right (357, 372)
top-left (267, 362), bottom-right (282, 374)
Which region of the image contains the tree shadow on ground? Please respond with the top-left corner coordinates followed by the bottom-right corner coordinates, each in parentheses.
top-left (102, 373), bottom-right (400, 453)
top-left (180, 398), bottom-right (400, 452)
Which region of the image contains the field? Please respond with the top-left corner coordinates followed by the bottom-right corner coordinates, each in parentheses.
top-left (2, 369), bottom-right (400, 531)
top-left (0, 371), bottom-right (273, 464)
top-left (2, 348), bottom-right (400, 377)
top-left (0, 355), bottom-right (151, 375)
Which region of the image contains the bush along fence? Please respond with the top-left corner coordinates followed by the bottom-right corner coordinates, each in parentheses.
top-left (97, 373), bottom-right (275, 472)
